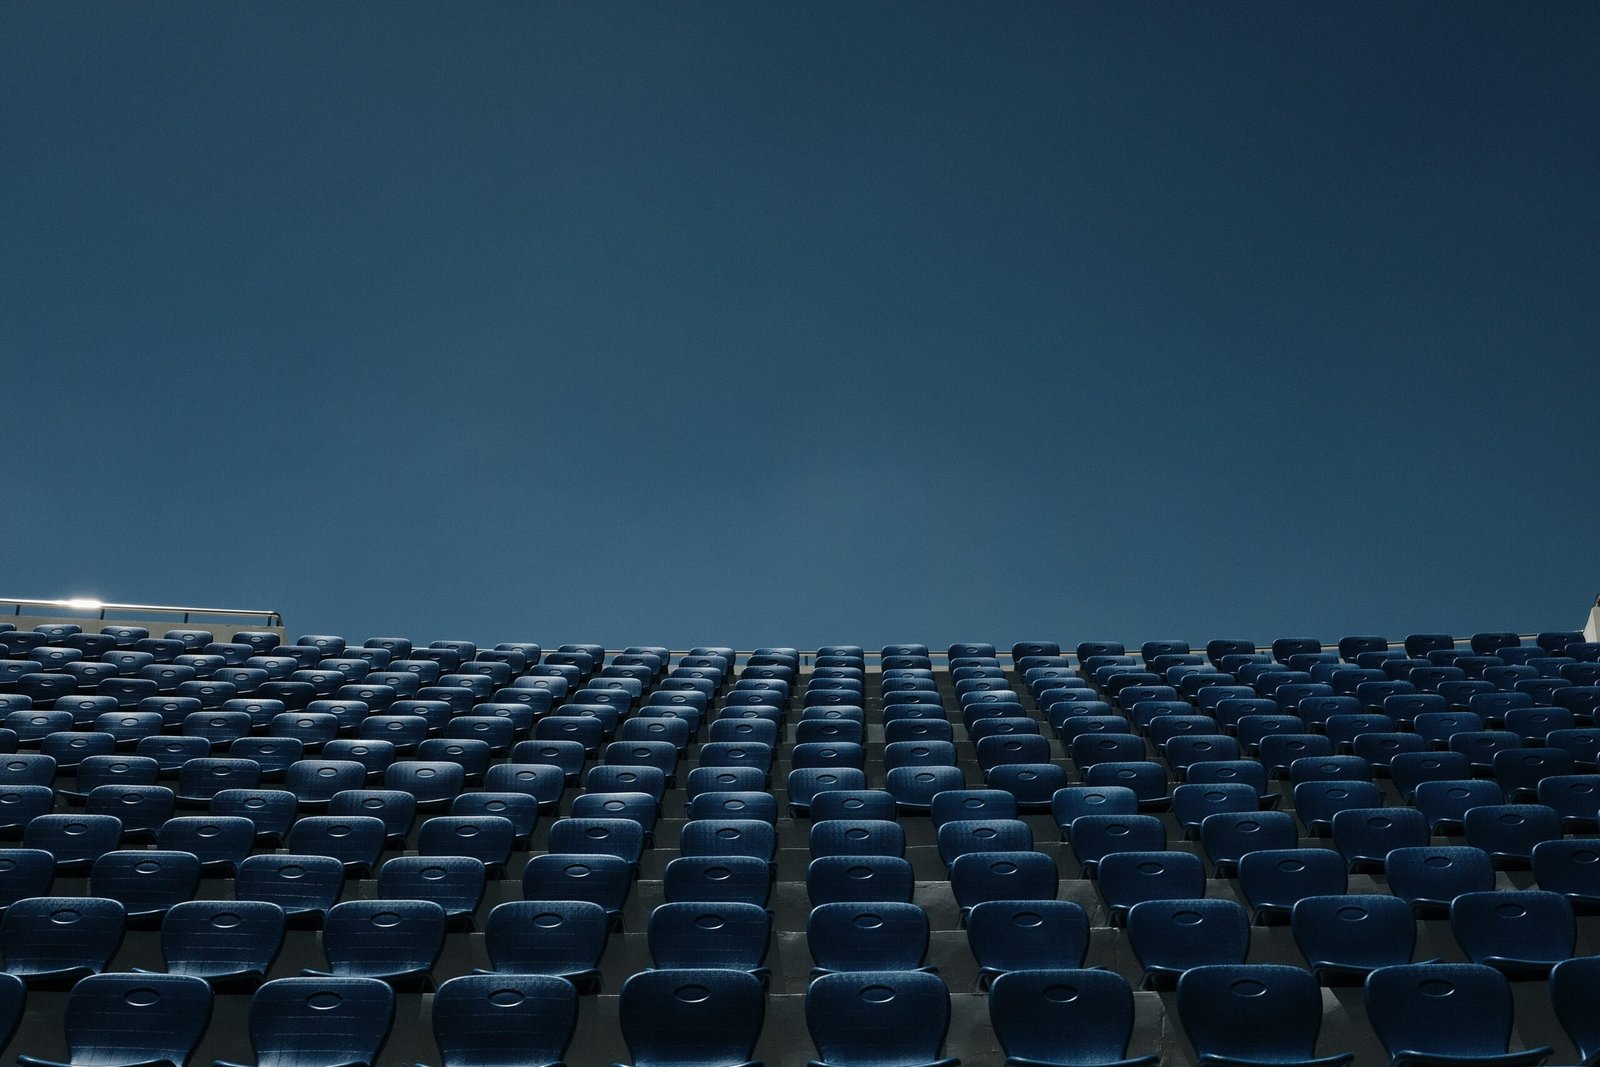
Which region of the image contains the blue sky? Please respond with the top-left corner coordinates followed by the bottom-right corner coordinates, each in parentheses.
top-left (3, 3), bottom-right (1596, 650)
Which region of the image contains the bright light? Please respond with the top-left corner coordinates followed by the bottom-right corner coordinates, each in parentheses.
top-left (65, 598), bottom-right (103, 611)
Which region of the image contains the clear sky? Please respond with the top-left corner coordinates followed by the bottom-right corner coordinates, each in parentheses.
top-left (3, 3), bottom-right (1596, 651)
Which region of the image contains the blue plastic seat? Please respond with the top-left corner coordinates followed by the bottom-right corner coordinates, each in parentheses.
top-left (1236, 848), bottom-right (1347, 924)
top-left (1448, 731), bottom-right (1525, 775)
top-left (547, 816), bottom-right (645, 868)
top-left (810, 819), bottom-right (905, 859)
top-left (1460, 803), bottom-right (1562, 868)
top-left (1493, 748), bottom-right (1575, 803)
top-left (1096, 850), bottom-right (1205, 925)
top-left (1412, 779), bottom-right (1504, 835)
top-left (234, 854), bottom-right (345, 925)
top-left (949, 851), bottom-right (1059, 919)
top-left (284, 816), bottom-right (386, 876)
top-left (1176, 963), bottom-right (1353, 1067)
top-left (1172, 783), bottom-right (1260, 838)
top-left (1449, 889), bottom-right (1572, 979)
top-left (1291, 780), bottom-right (1383, 837)
top-left (662, 855), bottom-right (772, 909)
top-left (1067, 814), bottom-right (1166, 876)
top-left (210, 789), bottom-right (297, 846)
top-left (988, 967), bottom-right (1157, 1067)
top-left (1363, 962), bottom-right (1552, 1067)
top-left (1050, 786), bottom-right (1139, 837)
top-left (227, 738), bottom-right (304, 780)
top-left (1531, 838), bottom-right (1600, 910)
top-left (935, 818), bottom-right (1033, 870)
top-left (1388, 751), bottom-right (1474, 801)
top-left (806, 855), bottom-right (915, 905)
top-left (417, 815), bottom-right (516, 871)
top-left (680, 818), bottom-right (777, 866)
top-left (375, 855), bottom-right (486, 924)
top-left (647, 900), bottom-right (771, 981)
top-left (884, 766), bottom-right (965, 814)
top-left (1291, 893), bottom-right (1419, 984)
top-left (381, 759), bottom-right (464, 810)
top-left (155, 816), bottom-right (255, 875)
top-left (214, 976), bottom-right (395, 1067)
top-left (1384, 846), bottom-right (1496, 916)
top-left (15, 971), bottom-right (212, 1067)
top-left (145, 899), bottom-right (285, 988)
top-left (306, 898), bottom-right (446, 989)
top-left (482, 763), bottom-right (567, 812)
top-left (1549, 956), bottom-right (1600, 1066)
top-left (966, 899), bottom-right (1089, 988)
top-left (320, 740), bottom-right (395, 780)
top-left (805, 969), bottom-right (957, 1067)
top-left (808, 790), bottom-right (896, 824)
top-left (0, 753), bottom-right (56, 789)
top-left (479, 899), bottom-right (607, 993)
top-left (613, 968), bottom-right (765, 1067)
top-left (24, 813), bottom-right (125, 873)
top-left (1198, 810), bottom-right (1298, 877)
top-left (807, 900), bottom-right (930, 975)
top-left (0, 848), bottom-right (56, 912)
top-left (1125, 898), bottom-right (1250, 990)
top-left (284, 760), bottom-right (367, 811)
top-left (418, 738), bottom-right (493, 780)
top-left (0, 784), bottom-right (54, 835)
top-left (327, 789), bottom-right (416, 845)
top-left (419, 972), bottom-right (576, 1067)
top-left (522, 854), bottom-right (632, 924)
top-left (0, 896), bottom-right (125, 986)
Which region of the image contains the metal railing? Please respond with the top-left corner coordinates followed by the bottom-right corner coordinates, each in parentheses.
top-left (1, 597), bottom-right (282, 628)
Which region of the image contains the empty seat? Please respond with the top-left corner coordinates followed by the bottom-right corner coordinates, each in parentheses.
top-left (417, 815), bottom-right (515, 871)
top-left (884, 766), bottom-right (965, 813)
top-left (1292, 893), bottom-right (1420, 985)
top-left (1385, 846), bottom-right (1496, 916)
top-left (146, 899), bottom-right (286, 988)
top-left (284, 816), bottom-right (386, 876)
top-left (949, 851), bottom-right (1059, 919)
top-left (419, 973), bottom-right (576, 1067)
top-left (806, 855), bottom-right (915, 905)
top-left (307, 898), bottom-right (447, 989)
top-left (1125, 898), bottom-right (1250, 989)
top-left (89, 850), bottom-right (202, 926)
top-left (479, 899), bottom-right (608, 993)
top-left (375, 855), bottom-right (485, 924)
top-left (614, 968), bottom-right (765, 1067)
top-left (14, 972), bottom-right (212, 1067)
top-left (966, 899), bottom-right (1089, 989)
top-left (1363, 962), bottom-right (1552, 1067)
top-left (1549, 955), bottom-right (1600, 1066)
top-left (1051, 786), bottom-right (1139, 837)
top-left (234, 854), bottom-right (345, 925)
top-left (1449, 889), bottom-right (1573, 978)
top-left (24, 814), bottom-right (124, 874)
top-left (1461, 803), bottom-right (1562, 868)
top-left (1172, 782), bottom-right (1260, 838)
top-left (1176, 963), bottom-right (1353, 1067)
top-left (211, 789), bottom-right (297, 846)
top-left (1236, 848), bottom-right (1348, 924)
top-left (808, 901), bottom-right (930, 975)
top-left (1330, 807), bottom-right (1430, 873)
top-left (662, 855), bottom-right (772, 909)
top-left (0, 848), bottom-right (55, 912)
top-left (1096, 850), bottom-right (1205, 925)
top-left (1292, 780), bottom-right (1384, 837)
top-left (805, 969), bottom-right (956, 1067)
top-left (547, 817), bottom-right (645, 868)
top-left (1199, 810), bottom-right (1298, 877)
top-left (988, 967), bottom-right (1156, 1067)
top-left (809, 790), bottom-right (896, 824)
top-left (647, 900), bottom-right (771, 981)
top-left (521, 854), bottom-right (632, 924)
top-left (156, 816), bottom-right (255, 874)
top-left (213, 976), bottom-right (395, 1067)
top-left (327, 789), bottom-right (417, 845)
top-left (1067, 814), bottom-right (1166, 876)
top-left (1412, 779), bottom-right (1504, 835)
top-left (0, 896), bottom-right (125, 986)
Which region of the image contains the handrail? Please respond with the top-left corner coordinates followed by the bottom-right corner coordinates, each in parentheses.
top-left (1, 597), bottom-right (282, 628)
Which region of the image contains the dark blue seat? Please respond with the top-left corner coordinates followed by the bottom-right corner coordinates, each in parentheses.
top-left (1460, 803), bottom-right (1562, 868)
top-left (210, 789), bottom-right (297, 847)
top-left (807, 901), bottom-right (930, 975)
top-left (613, 968), bottom-right (765, 1067)
top-left (144, 899), bottom-right (285, 988)
top-left (0, 848), bottom-right (56, 912)
top-left (420, 973), bottom-right (577, 1067)
top-left (214, 976), bottom-right (395, 1067)
top-left (1291, 893), bottom-right (1419, 985)
top-left (1050, 786), bottom-right (1139, 837)
top-left (989, 967), bottom-right (1157, 1067)
top-left (483, 763), bottom-right (567, 812)
top-left (1176, 963), bottom-right (1353, 1067)
top-left (479, 899), bottom-right (608, 993)
top-left (417, 815), bottom-right (516, 871)
top-left (1384, 846), bottom-right (1496, 917)
top-left (1291, 780), bottom-right (1383, 836)
top-left (1125, 898), bottom-right (1249, 989)
top-left (949, 851), bottom-right (1058, 920)
top-left (15, 971), bottom-right (212, 1067)
top-left (808, 790), bottom-right (895, 824)
top-left (647, 900), bottom-right (771, 981)
top-left (327, 789), bottom-right (416, 845)
top-left (966, 899), bottom-right (1089, 988)
top-left (805, 969), bottom-right (957, 1067)
top-left (1236, 848), bottom-right (1347, 924)
top-left (1096, 850), bottom-right (1205, 925)
top-left (283, 814), bottom-right (385, 876)
top-left (24, 814), bottom-right (125, 873)
top-left (1081, 762), bottom-right (1171, 811)
top-left (1363, 962), bottom-right (1552, 1067)
top-left (1449, 889), bottom-right (1573, 979)
top-left (0, 895), bottom-right (125, 986)
top-left (0, 784), bottom-right (55, 835)
top-left (1389, 751), bottom-right (1474, 801)
top-left (662, 855), bottom-right (772, 909)
top-left (375, 855), bottom-right (485, 924)
top-left (1549, 956), bottom-right (1600, 1066)
top-left (1531, 838), bottom-right (1600, 910)
top-left (90, 850), bottom-right (203, 926)
top-left (156, 816), bottom-right (255, 875)
top-left (884, 766), bottom-right (964, 814)
top-left (806, 855), bottom-right (914, 905)
top-left (234, 854), bottom-right (344, 925)
top-left (1172, 783), bottom-right (1260, 838)
top-left (1198, 810), bottom-right (1298, 877)
top-left (522, 854), bottom-right (632, 924)
top-left (547, 817), bottom-right (645, 868)
top-left (1067, 814), bottom-right (1166, 876)
top-left (1412, 779), bottom-right (1504, 835)
top-left (810, 818), bottom-right (905, 859)
top-left (306, 898), bottom-right (446, 989)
